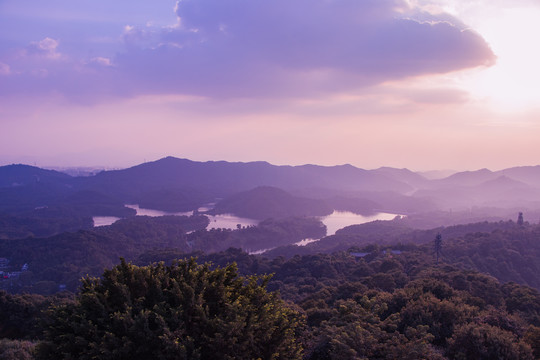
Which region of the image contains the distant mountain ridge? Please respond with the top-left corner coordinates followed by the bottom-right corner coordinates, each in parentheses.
top-left (0, 164), bottom-right (72, 188)
top-left (85, 156), bottom-right (414, 194)
top-left (2, 157), bottom-right (540, 226)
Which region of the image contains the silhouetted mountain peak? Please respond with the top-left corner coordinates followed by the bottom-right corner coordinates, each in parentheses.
top-left (436, 168), bottom-right (497, 187)
top-left (0, 164), bottom-right (72, 188)
top-left (87, 157), bottom-right (413, 196)
top-left (477, 175), bottom-right (530, 190)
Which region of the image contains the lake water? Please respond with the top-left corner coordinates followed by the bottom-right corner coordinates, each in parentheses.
top-left (93, 216), bottom-right (121, 227)
top-left (322, 211), bottom-right (400, 236)
top-left (205, 213), bottom-right (258, 230)
top-left (93, 207), bottom-right (399, 237)
top-left (92, 204), bottom-right (259, 230)
top-left (293, 211), bottom-right (400, 247)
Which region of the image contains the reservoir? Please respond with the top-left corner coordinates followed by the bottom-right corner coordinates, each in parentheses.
top-left (93, 204), bottom-right (258, 230)
top-left (293, 211), bottom-right (401, 247)
top-left (322, 211), bottom-right (399, 236)
top-left (93, 206), bottom-right (399, 234)
top-left (93, 216), bottom-right (121, 227)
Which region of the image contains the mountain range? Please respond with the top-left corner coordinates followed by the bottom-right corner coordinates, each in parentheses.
top-left (2, 157), bottom-right (540, 231)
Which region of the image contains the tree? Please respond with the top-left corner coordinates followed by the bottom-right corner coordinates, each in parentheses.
top-left (446, 323), bottom-right (534, 359)
top-left (0, 339), bottom-right (36, 360)
top-left (36, 258), bottom-right (304, 360)
top-left (524, 325), bottom-right (540, 358)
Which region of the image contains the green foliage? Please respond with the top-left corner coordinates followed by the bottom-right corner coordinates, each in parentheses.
top-left (0, 339), bottom-right (36, 360)
top-left (443, 225), bottom-right (540, 291)
top-left (186, 217), bottom-right (326, 253)
top-left (447, 323), bottom-right (534, 359)
top-left (36, 259), bottom-right (304, 360)
top-left (524, 325), bottom-right (540, 358)
top-left (0, 215), bottom-right (209, 293)
top-left (0, 290), bottom-right (74, 340)
top-left (0, 212), bottom-right (93, 240)
top-left (0, 291), bottom-right (47, 339)
top-left (3, 219), bottom-right (540, 358)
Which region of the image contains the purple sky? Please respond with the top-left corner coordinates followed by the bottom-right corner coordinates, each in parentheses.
top-left (1, 0), bottom-right (539, 170)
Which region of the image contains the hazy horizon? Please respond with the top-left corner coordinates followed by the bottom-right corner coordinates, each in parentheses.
top-left (2, 0), bottom-right (540, 171)
top-left (1, 154), bottom-right (533, 176)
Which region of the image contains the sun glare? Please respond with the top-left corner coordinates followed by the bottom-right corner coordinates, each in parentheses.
top-left (463, 5), bottom-right (540, 111)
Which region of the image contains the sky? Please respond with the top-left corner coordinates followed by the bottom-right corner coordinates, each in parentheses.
top-left (1, 0), bottom-right (540, 171)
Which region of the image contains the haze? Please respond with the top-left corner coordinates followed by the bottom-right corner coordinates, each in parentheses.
top-left (1, 0), bottom-right (539, 171)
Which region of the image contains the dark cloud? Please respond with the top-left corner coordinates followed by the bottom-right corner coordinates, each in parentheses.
top-left (0, 0), bottom-right (495, 101)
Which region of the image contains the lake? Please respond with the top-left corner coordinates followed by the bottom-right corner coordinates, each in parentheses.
top-left (93, 216), bottom-right (121, 227)
top-left (93, 207), bottom-right (399, 236)
top-left (293, 211), bottom-right (401, 247)
top-left (93, 204), bottom-right (259, 230)
top-left (124, 204), bottom-right (192, 217)
top-left (205, 213), bottom-right (258, 230)
top-left (322, 210), bottom-right (400, 236)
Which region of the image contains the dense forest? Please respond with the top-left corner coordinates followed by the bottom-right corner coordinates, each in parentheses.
top-left (1, 218), bottom-right (540, 358)
top-left (0, 215), bottom-right (325, 293)
top-left (2, 241), bottom-right (540, 359)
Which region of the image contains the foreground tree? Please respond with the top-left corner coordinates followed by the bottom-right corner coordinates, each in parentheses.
top-left (0, 339), bottom-right (36, 360)
top-left (36, 259), bottom-right (304, 360)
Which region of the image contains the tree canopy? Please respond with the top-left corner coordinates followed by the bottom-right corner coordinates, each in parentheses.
top-left (36, 259), bottom-right (304, 360)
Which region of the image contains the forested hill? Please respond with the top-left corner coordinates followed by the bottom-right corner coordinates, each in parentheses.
top-left (3, 233), bottom-right (540, 359)
top-left (0, 215), bottom-right (325, 293)
top-left (2, 215), bottom-right (540, 295)
top-left (0, 164), bottom-right (71, 188)
top-left (210, 186), bottom-right (334, 219)
top-left (263, 220), bottom-right (540, 292)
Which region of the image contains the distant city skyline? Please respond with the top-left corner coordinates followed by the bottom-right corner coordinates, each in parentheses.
top-left (2, 0), bottom-right (540, 171)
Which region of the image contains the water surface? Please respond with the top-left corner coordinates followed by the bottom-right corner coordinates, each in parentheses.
top-left (293, 211), bottom-right (400, 247)
top-left (124, 204), bottom-right (258, 230)
top-left (322, 211), bottom-right (400, 236)
top-left (93, 207), bottom-right (398, 236)
top-left (93, 216), bottom-right (121, 227)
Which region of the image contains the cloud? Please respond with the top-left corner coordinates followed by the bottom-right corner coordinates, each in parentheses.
top-left (112, 0), bottom-right (495, 98)
top-left (87, 57), bottom-right (113, 67)
top-left (26, 37), bottom-right (62, 59)
top-left (0, 63), bottom-right (10, 76)
top-left (0, 0), bottom-right (495, 101)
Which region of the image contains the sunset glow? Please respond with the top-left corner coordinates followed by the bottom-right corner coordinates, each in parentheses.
top-left (1, 0), bottom-right (540, 170)
top-left (458, 3), bottom-right (540, 111)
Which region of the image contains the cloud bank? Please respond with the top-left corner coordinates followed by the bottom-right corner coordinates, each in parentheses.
top-left (0, 0), bottom-right (495, 101)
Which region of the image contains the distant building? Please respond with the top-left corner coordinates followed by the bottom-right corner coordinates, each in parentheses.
top-left (21, 263), bottom-right (29, 271)
top-left (0, 258), bottom-right (9, 268)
